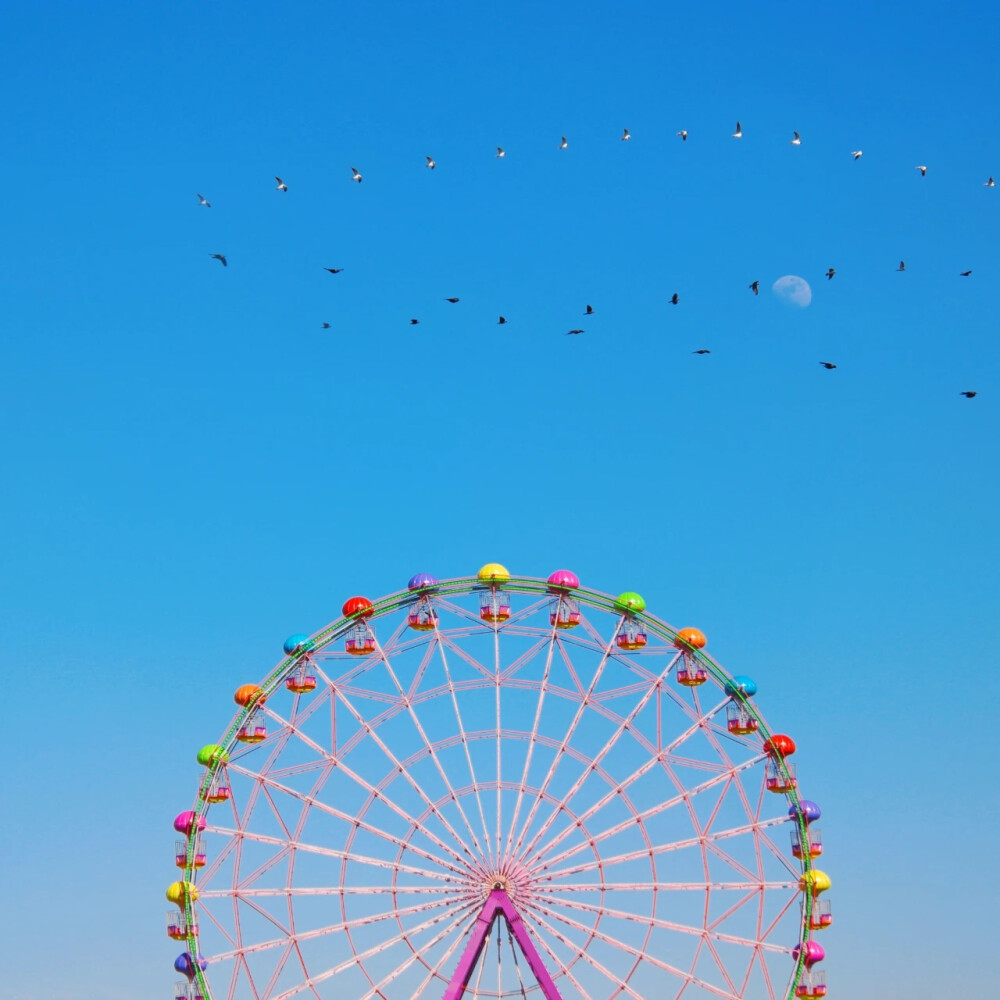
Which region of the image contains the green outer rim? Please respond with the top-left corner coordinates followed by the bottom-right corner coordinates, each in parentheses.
top-left (181, 575), bottom-right (815, 1000)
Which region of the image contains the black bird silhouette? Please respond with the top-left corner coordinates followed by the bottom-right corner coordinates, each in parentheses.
top-left (819, 362), bottom-right (837, 370)
top-left (210, 254), bottom-right (227, 267)
top-left (961, 391), bottom-right (978, 398)
top-left (567, 329), bottom-right (584, 335)
top-left (750, 281), bottom-right (759, 295)
top-left (670, 293), bottom-right (679, 305)
top-left (825, 268), bottom-right (836, 280)
top-left (692, 349), bottom-right (711, 355)
top-left (324, 268), bottom-right (344, 274)
top-left (585, 304), bottom-right (594, 315)
top-left (445, 297), bottom-right (460, 303)
top-left (410, 319), bottom-right (420, 325)
top-left (321, 323), bottom-right (331, 329)
top-left (897, 261), bottom-right (906, 272)
top-left (498, 316), bottom-right (507, 325)
top-left (960, 270), bottom-right (973, 277)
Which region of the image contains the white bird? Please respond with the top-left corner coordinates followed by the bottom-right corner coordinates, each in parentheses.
top-left (790, 131), bottom-right (801, 145)
top-left (559, 136), bottom-right (568, 149)
top-left (986, 176), bottom-right (996, 187)
top-left (621, 128), bottom-right (631, 141)
top-left (196, 193), bottom-right (211, 208)
top-left (676, 130), bottom-right (688, 141)
top-left (496, 146), bottom-right (505, 158)
top-left (732, 121), bottom-right (743, 138)
top-left (275, 176), bottom-right (288, 191)
top-left (351, 167), bottom-right (362, 183)
top-left (851, 150), bottom-right (863, 160)
top-left (425, 156), bottom-right (435, 169)
top-left (916, 165), bottom-right (927, 176)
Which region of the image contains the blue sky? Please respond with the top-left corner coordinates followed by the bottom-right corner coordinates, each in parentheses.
top-left (1, 2), bottom-right (998, 998)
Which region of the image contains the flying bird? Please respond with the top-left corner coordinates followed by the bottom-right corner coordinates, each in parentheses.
top-left (960, 391), bottom-right (978, 398)
top-left (585, 304), bottom-right (594, 315)
top-left (676, 130), bottom-right (688, 141)
top-left (851, 151), bottom-right (863, 160)
top-left (444, 297), bottom-right (460, 303)
top-left (196, 193), bottom-right (211, 207)
top-left (825, 268), bottom-right (836, 280)
top-left (670, 293), bottom-right (679, 305)
top-left (496, 147), bottom-right (505, 158)
top-left (960, 270), bottom-right (973, 277)
top-left (410, 319), bottom-right (420, 325)
top-left (790, 131), bottom-right (802, 145)
top-left (426, 156), bottom-right (436, 169)
top-left (732, 121), bottom-right (743, 138)
top-left (321, 323), bottom-right (331, 329)
top-left (567, 329), bottom-right (584, 335)
top-left (559, 136), bottom-right (568, 149)
top-left (692, 349), bottom-right (711, 355)
top-left (819, 362), bottom-right (837, 370)
top-left (985, 177), bottom-right (995, 187)
top-left (275, 176), bottom-right (288, 191)
top-left (210, 254), bottom-right (227, 267)
top-left (916, 165), bottom-right (927, 176)
top-left (351, 167), bottom-right (362, 183)
top-left (498, 316), bottom-right (507, 325)
top-left (324, 267), bottom-right (344, 274)
top-left (897, 261), bottom-right (906, 272)
top-left (621, 128), bottom-right (631, 141)
top-left (749, 280), bottom-right (760, 295)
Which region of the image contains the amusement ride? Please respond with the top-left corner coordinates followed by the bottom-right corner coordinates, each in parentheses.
top-left (167, 565), bottom-right (832, 1000)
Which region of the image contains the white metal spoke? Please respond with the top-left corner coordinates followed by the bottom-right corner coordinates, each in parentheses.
top-left (532, 894), bottom-right (789, 953)
top-left (533, 755), bottom-right (762, 875)
top-left (523, 697), bottom-right (731, 871)
top-left (508, 626), bottom-right (619, 864)
top-left (525, 901), bottom-right (742, 1000)
top-left (376, 632), bottom-right (491, 866)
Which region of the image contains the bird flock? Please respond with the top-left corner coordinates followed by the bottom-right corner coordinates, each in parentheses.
top-left (198, 122), bottom-right (992, 400)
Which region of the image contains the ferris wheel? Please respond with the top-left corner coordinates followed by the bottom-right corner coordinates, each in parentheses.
top-left (167, 565), bottom-right (832, 1000)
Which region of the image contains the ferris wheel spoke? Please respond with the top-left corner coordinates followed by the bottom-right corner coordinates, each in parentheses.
top-left (206, 825), bottom-right (460, 883)
top-left (407, 897), bottom-right (485, 1000)
top-left (261, 706), bottom-right (474, 872)
top-left (538, 814), bottom-right (789, 882)
top-left (376, 634), bottom-right (492, 867)
top-left (519, 905), bottom-right (649, 1000)
top-left (519, 907), bottom-right (596, 1000)
top-left (524, 698), bottom-right (731, 871)
top-left (530, 893), bottom-right (788, 954)
top-left (270, 899), bottom-right (478, 1000)
top-left (355, 901), bottom-right (482, 1000)
top-left (211, 895), bottom-right (457, 963)
top-left (332, 685), bottom-right (480, 866)
top-left (534, 880), bottom-right (797, 892)
top-left (503, 629), bottom-right (558, 864)
top-left (515, 644), bottom-right (687, 870)
top-left (435, 636), bottom-right (496, 870)
top-left (508, 630), bottom-right (619, 865)
top-left (533, 755), bottom-right (761, 875)
top-left (226, 765), bottom-right (471, 879)
top-left (526, 901), bottom-right (742, 1000)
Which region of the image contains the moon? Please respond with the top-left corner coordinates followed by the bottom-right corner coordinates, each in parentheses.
top-left (772, 274), bottom-right (812, 308)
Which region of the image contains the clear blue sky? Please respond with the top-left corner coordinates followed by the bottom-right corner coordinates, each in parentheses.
top-left (1, 2), bottom-right (998, 998)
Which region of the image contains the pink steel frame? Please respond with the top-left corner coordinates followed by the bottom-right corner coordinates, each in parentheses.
top-left (442, 889), bottom-right (564, 1000)
top-left (188, 586), bottom-right (807, 1000)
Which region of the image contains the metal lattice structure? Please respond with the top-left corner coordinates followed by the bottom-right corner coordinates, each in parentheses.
top-left (168, 569), bottom-right (830, 1000)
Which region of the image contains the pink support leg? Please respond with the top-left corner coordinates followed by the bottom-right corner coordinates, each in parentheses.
top-left (442, 889), bottom-right (565, 1000)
